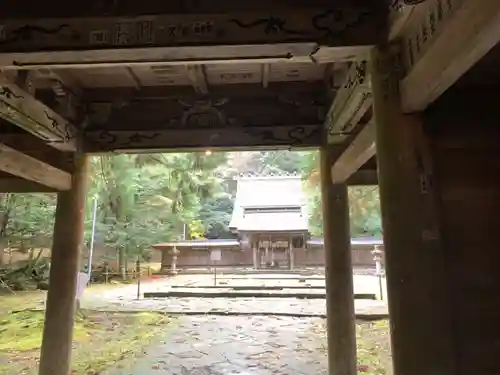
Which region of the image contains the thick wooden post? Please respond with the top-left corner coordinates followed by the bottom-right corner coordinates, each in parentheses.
top-left (39, 153), bottom-right (89, 375)
top-left (320, 147), bottom-right (357, 375)
top-left (370, 48), bottom-right (455, 375)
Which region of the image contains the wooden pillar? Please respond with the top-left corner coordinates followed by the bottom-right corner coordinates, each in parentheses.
top-left (370, 48), bottom-right (454, 375)
top-left (252, 247), bottom-right (258, 269)
top-left (39, 154), bottom-right (89, 375)
top-left (320, 147), bottom-right (357, 375)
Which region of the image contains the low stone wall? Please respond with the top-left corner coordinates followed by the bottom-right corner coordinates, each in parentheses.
top-left (161, 244), bottom-right (383, 270)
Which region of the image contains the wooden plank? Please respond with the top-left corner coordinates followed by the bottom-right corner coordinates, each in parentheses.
top-left (324, 60), bottom-right (372, 144)
top-left (84, 80), bottom-right (324, 102)
top-left (83, 124), bottom-right (322, 152)
top-left (388, 0), bottom-right (431, 41)
top-left (0, 176), bottom-right (59, 192)
top-left (262, 64), bottom-right (270, 89)
top-left (0, 44), bottom-right (369, 70)
top-left (0, 6), bottom-right (384, 53)
top-left (86, 81), bottom-right (325, 131)
top-left (0, 0), bottom-right (375, 18)
top-left (0, 132), bottom-right (74, 172)
top-left (0, 143), bottom-right (71, 190)
top-left (400, 0), bottom-right (500, 112)
top-left (185, 65), bottom-right (208, 94)
top-left (0, 73), bottom-right (78, 151)
top-left (330, 120), bottom-right (376, 183)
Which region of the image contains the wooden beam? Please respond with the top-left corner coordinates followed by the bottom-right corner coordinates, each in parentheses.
top-left (0, 73), bottom-right (78, 151)
top-left (330, 120), bottom-right (376, 183)
top-left (262, 64), bottom-right (270, 89)
top-left (0, 175), bottom-right (59, 192)
top-left (400, 0), bottom-right (500, 112)
top-left (346, 169), bottom-right (378, 186)
top-left (0, 6), bottom-right (384, 54)
top-left (0, 143), bottom-right (71, 190)
top-left (0, 132), bottom-right (74, 172)
top-left (0, 0), bottom-right (377, 17)
top-left (83, 124), bottom-right (322, 152)
top-left (388, 0), bottom-right (430, 41)
top-left (324, 60), bottom-right (372, 144)
top-left (84, 80), bottom-right (324, 102)
top-left (185, 65), bottom-right (208, 94)
top-left (0, 45), bottom-right (371, 70)
top-left (86, 81), bottom-right (326, 130)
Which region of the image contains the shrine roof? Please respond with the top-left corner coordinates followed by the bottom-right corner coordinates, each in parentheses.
top-left (229, 173), bottom-right (308, 232)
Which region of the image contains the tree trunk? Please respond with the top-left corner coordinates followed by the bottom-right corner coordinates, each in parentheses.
top-left (118, 247), bottom-right (126, 280)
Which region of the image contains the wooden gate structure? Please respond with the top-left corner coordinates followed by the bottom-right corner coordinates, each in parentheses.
top-left (0, 0), bottom-right (500, 374)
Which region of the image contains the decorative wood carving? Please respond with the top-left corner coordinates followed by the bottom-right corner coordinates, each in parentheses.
top-left (83, 124), bottom-right (322, 152)
top-left (324, 60), bottom-right (372, 144)
top-left (400, 0), bottom-right (500, 111)
top-left (389, 0), bottom-right (431, 40)
top-left (0, 73), bottom-right (78, 151)
top-left (399, 0), bottom-right (461, 73)
top-left (86, 83), bottom-right (326, 130)
top-left (0, 0), bottom-right (374, 18)
top-left (0, 6), bottom-right (384, 53)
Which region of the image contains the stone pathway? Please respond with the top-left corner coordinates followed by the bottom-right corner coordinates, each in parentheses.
top-left (81, 273), bottom-right (388, 317)
top-left (103, 315), bottom-right (328, 375)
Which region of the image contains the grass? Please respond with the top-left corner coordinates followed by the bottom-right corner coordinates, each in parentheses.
top-left (356, 320), bottom-right (392, 374)
top-left (312, 320), bottom-right (393, 375)
top-left (0, 284), bottom-right (172, 375)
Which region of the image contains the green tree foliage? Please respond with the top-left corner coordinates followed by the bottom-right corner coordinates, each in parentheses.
top-left (0, 149), bottom-right (381, 269)
top-left (0, 193), bottom-right (56, 264)
top-left (85, 152), bottom-right (228, 273)
top-left (300, 150), bottom-right (382, 238)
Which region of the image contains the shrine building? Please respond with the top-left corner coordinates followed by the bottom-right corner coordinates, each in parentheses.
top-left (153, 173), bottom-right (382, 272)
top-left (0, 1), bottom-right (499, 374)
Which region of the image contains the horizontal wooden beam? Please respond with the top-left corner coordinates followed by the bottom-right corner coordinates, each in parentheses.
top-left (0, 175), bottom-right (59, 192)
top-left (0, 143), bottom-right (71, 190)
top-left (0, 45), bottom-right (371, 70)
top-left (86, 81), bottom-right (326, 129)
top-left (324, 60), bottom-right (372, 144)
top-left (400, 0), bottom-right (500, 112)
top-left (0, 6), bottom-right (384, 55)
top-left (0, 0), bottom-right (376, 17)
top-left (0, 131), bottom-right (74, 172)
top-left (84, 81), bottom-right (324, 102)
top-left (83, 124), bottom-right (322, 152)
top-left (0, 73), bottom-right (78, 151)
top-left (346, 169), bottom-right (378, 186)
top-left (330, 119), bottom-right (376, 183)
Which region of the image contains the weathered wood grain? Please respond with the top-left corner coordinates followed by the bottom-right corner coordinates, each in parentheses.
top-left (324, 60), bottom-right (372, 144)
top-left (0, 73), bottom-right (78, 151)
top-left (0, 143), bottom-right (71, 190)
top-left (400, 0), bottom-right (500, 111)
top-left (330, 120), bottom-right (376, 183)
top-left (83, 124), bottom-right (322, 152)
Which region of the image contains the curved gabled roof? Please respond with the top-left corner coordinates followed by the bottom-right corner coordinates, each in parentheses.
top-left (229, 174), bottom-right (308, 232)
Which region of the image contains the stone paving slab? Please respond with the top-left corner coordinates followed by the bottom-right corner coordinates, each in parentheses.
top-left (83, 296), bottom-right (388, 317)
top-left (81, 273), bottom-right (388, 317)
top-left (102, 315), bottom-right (329, 375)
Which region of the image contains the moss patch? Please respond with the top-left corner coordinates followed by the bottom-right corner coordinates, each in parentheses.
top-left (312, 319), bottom-right (392, 375)
top-left (0, 310), bottom-right (172, 375)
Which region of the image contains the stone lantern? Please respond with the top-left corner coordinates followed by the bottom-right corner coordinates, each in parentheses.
top-left (169, 245), bottom-right (180, 275)
top-left (371, 245), bottom-right (384, 276)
